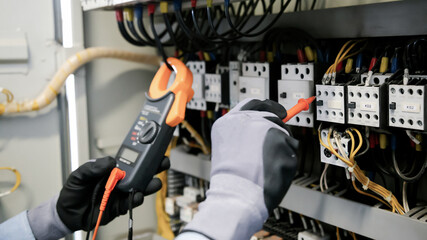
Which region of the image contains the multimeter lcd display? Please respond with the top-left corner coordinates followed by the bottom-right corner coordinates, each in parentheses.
top-left (120, 148), bottom-right (139, 163)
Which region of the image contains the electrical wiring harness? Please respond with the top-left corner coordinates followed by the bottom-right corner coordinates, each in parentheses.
top-left (318, 126), bottom-right (405, 214)
top-left (0, 48), bottom-right (161, 115)
top-left (322, 40), bottom-right (367, 85)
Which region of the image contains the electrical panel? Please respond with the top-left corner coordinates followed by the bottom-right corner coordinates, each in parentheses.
top-left (186, 61), bottom-right (207, 111)
top-left (239, 63), bottom-right (270, 101)
top-left (316, 85), bottom-right (346, 124)
top-left (278, 64), bottom-right (315, 127)
top-left (319, 129), bottom-right (349, 168)
top-left (388, 83), bottom-right (427, 131)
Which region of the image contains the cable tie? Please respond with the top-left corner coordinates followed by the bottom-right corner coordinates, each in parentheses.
top-left (347, 162), bottom-right (357, 173)
top-left (362, 178), bottom-right (370, 190)
top-left (384, 192), bottom-right (392, 203)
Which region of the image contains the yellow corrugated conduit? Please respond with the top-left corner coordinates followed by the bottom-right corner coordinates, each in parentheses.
top-left (0, 47), bottom-right (161, 115)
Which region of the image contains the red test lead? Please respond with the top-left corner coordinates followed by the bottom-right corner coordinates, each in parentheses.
top-left (282, 96), bottom-right (316, 124)
top-left (92, 168), bottom-right (126, 240)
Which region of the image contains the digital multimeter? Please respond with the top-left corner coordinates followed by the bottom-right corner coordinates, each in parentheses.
top-left (115, 58), bottom-right (194, 193)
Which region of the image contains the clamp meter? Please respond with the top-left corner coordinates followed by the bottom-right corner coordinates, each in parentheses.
top-left (115, 58), bottom-right (194, 192)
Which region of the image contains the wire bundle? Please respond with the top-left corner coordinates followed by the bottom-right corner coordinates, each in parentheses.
top-left (114, 0), bottom-right (294, 63)
top-left (322, 40), bottom-right (367, 85)
top-left (318, 127), bottom-right (405, 214)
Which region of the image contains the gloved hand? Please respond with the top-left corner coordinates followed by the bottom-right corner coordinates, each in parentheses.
top-left (56, 156), bottom-right (170, 232)
top-left (182, 99), bottom-right (299, 240)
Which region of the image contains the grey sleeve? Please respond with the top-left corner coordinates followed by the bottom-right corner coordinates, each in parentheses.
top-left (27, 195), bottom-right (72, 240)
top-left (175, 232), bottom-right (211, 240)
top-left (0, 211), bottom-right (36, 240)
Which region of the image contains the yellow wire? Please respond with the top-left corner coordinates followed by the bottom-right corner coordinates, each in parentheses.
top-left (181, 120), bottom-right (210, 154)
top-left (325, 40), bottom-right (367, 76)
top-left (0, 167), bottom-right (21, 196)
top-left (336, 227), bottom-right (340, 240)
top-left (352, 180), bottom-right (392, 209)
top-left (350, 231), bottom-right (357, 240)
top-left (319, 127), bottom-right (405, 214)
top-left (1, 88), bottom-right (14, 103)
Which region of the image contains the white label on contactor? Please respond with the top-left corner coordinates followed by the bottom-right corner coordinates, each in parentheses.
top-left (293, 92), bottom-right (304, 99)
top-left (327, 100), bottom-right (342, 109)
top-left (402, 103), bottom-right (421, 113)
top-left (250, 88), bottom-right (261, 95)
top-left (360, 102), bottom-right (377, 112)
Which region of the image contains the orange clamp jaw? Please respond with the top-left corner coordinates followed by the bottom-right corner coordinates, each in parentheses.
top-left (148, 57), bottom-right (194, 127)
top-left (282, 96), bottom-right (316, 123)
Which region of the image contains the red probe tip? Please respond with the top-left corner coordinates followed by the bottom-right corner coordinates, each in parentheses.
top-left (282, 96), bottom-right (316, 123)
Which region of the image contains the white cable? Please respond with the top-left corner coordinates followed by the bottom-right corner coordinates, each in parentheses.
top-left (403, 68), bottom-right (409, 85)
top-left (406, 130), bottom-right (421, 145)
top-left (320, 163), bottom-right (329, 192)
top-left (403, 181), bottom-right (410, 213)
top-left (365, 70), bottom-right (373, 86)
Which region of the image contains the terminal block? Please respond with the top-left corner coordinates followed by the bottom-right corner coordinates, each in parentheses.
top-left (389, 83), bottom-right (427, 130)
top-left (316, 85), bottom-right (346, 124)
top-left (278, 64), bottom-right (315, 127)
top-left (186, 61), bottom-right (207, 111)
top-left (229, 61), bottom-right (241, 108)
top-left (361, 73), bottom-right (392, 85)
top-left (320, 129), bottom-right (349, 168)
top-left (239, 62), bottom-right (270, 101)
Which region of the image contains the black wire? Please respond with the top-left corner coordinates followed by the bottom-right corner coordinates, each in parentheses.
top-left (135, 5), bottom-right (155, 45)
top-left (311, 0), bottom-right (317, 10)
top-left (128, 190), bottom-right (135, 240)
top-left (86, 180), bottom-right (105, 240)
top-left (125, 18), bottom-right (152, 46)
top-left (294, 0), bottom-right (300, 12)
top-left (117, 20), bottom-right (145, 46)
top-left (150, 13), bottom-right (174, 71)
top-left (223, 0), bottom-right (292, 38)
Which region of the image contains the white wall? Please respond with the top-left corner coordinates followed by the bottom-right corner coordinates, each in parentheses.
top-left (0, 0), bottom-right (64, 222)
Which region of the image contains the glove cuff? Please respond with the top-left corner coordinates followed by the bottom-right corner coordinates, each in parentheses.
top-left (28, 195), bottom-right (71, 240)
top-left (184, 174), bottom-right (268, 240)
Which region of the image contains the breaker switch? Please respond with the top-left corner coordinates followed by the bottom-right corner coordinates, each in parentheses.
top-left (240, 88), bottom-right (246, 93)
top-left (279, 92), bottom-right (287, 98)
top-left (316, 100), bottom-right (323, 106)
top-left (389, 102), bottom-right (397, 110)
top-left (348, 102), bottom-right (356, 109)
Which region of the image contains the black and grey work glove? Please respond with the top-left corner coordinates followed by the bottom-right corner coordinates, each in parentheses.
top-left (181, 98), bottom-right (299, 240)
top-left (56, 156), bottom-right (170, 232)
